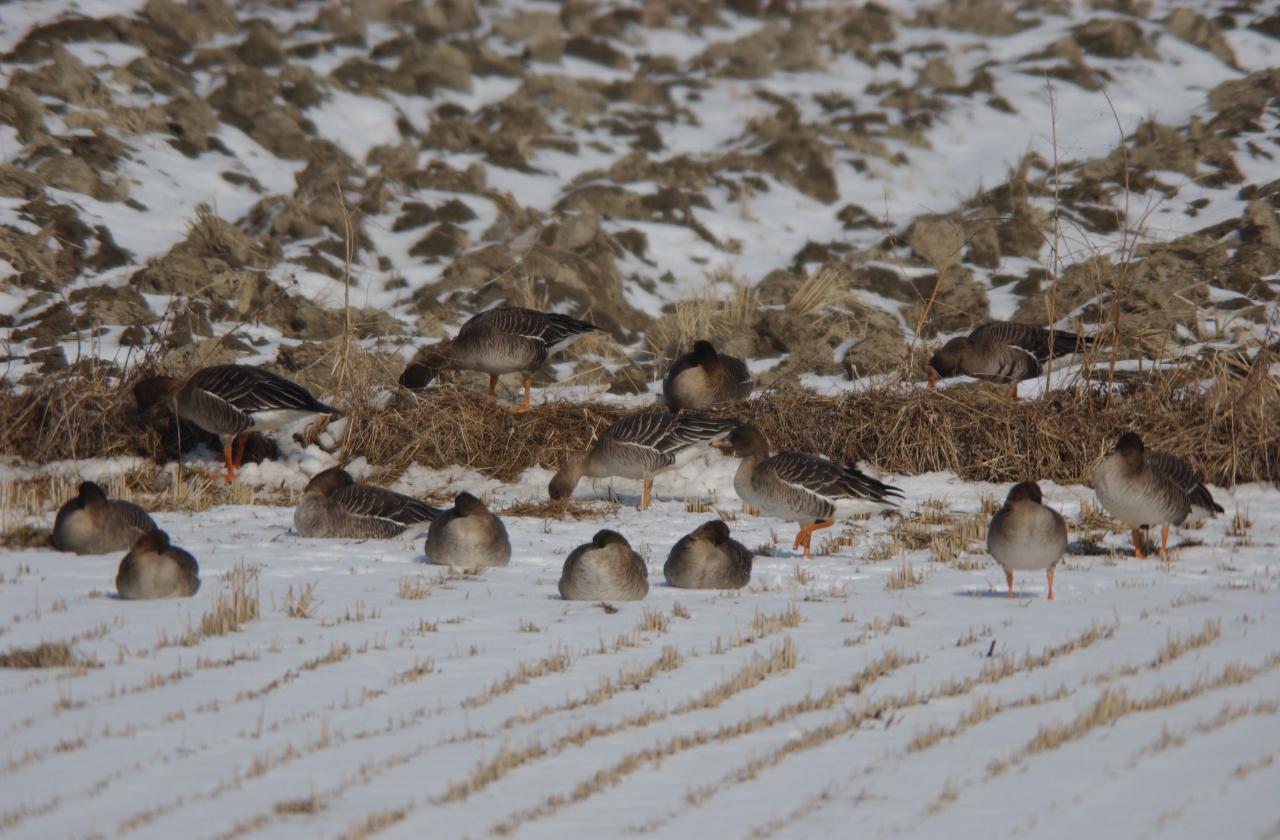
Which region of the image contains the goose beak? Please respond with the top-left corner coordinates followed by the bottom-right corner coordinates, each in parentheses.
top-left (926, 371), bottom-right (938, 390)
top-left (710, 439), bottom-right (728, 451)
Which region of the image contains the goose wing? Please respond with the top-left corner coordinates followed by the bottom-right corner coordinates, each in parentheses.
top-left (1147, 451), bottom-right (1223, 514)
top-left (331, 484), bottom-right (440, 527)
top-left (652, 412), bottom-right (740, 455)
top-left (466, 307), bottom-right (599, 352)
top-left (768, 451), bottom-right (903, 504)
top-left (189, 366), bottom-right (336, 415)
top-left (971, 321), bottom-right (1091, 362)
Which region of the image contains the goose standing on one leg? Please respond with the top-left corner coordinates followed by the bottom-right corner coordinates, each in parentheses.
top-left (987, 481), bottom-right (1068, 600)
top-left (549, 411), bottom-right (739, 510)
top-left (52, 481), bottom-right (156, 555)
top-left (927, 321), bottom-right (1095, 397)
top-left (662, 340), bottom-right (752, 411)
top-left (1093, 432), bottom-right (1221, 560)
top-left (559, 529), bottom-right (648, 601)
top-left (712, 424), bottom-right (903, 557)
top-left (134, 365), bottom-right (338, 482)
top-left (399, 307), bottom-right (600, 413)
top-left (294, 467), bottom-right (440, 539)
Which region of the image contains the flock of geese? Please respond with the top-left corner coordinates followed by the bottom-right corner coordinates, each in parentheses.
top-left (47, 306), bottom-right (1224, 603)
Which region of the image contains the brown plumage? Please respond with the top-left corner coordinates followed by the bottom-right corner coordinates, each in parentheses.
top-left (662, 340), bottom-right (752, 411)
top-left (51, 481), bottom-right (156, 555)
top-left (1093, 432), bottom-right (1221, 560)
top-left (134, 365), bottom-right (338, 481)
top-left (987, 481), bottom-right (1068, 600)
top-left (927, 321), bottom-right (1094, 396)
top-left (549, 411), bottom-right (739, 510)
top-left (559, 529), bottom-right (648, 601)
top-left (425, 492), bottom-right (511, 567)
top-left (713, 424), bottom-right (902, 557)
top-left (399, 307), bottom-right (600, 412)
top-left (115, 529), bottom-right (200, 599)
top-left (664, 519), bottom-right (753, 589)
top-left (294, 467), bottom-right (439, 539)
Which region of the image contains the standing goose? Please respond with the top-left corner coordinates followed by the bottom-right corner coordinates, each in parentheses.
top-left (399, 306), bottom-right (600, 412)
top-left (987, 481), bottom-right (1068, 600)
top-left (927, 321), bottom-right (1095, 396)
top-left (116, 529), bottom-right (200, 599)
top-left (713, 424), bottom-right (903, 557)
top-left (559, 529), bottom-right (648, 601)
top-left (294, 467), bottom-right (440, 539)
top-left (424, 492), bottom-right (511, 567)
top-left (1093, 432), bottom-right (1221, 560)
top-left (664, 519), bottom-right (753, 590)
top-left (134, 365), bottom-right (338, 481)
top-left (549, 411), bottom-right (740, 510)
top-left (51, 481), bottom-right (156, 555)
top-left (662, 340), bottom-right (752, 411)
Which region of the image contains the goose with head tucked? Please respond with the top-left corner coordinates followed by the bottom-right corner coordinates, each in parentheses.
top-left (1093, 432), bottom-right (1222, 560)
top-left (713, 424), bottom-right (903, 557)
top-left (294, 467), bottom-right (440, 539)
top-left (549, 411), bottom-right (739, 510)
top-left (424, 492), bottom-right (511, 568)
top-left (52, 481), bottom-right (156, 555)
top-left (664, 519), bottom-right (753, 590)
top-left (662, 340), bottom-right (752, 411)
top-left (134, 365), bottom-right (338, 481)
top-left (115, 529), bottom-right (200, 599)
top-left (399, 306), bottom-right (600, 413)
top-left (559, 529), bottom-right (648, 601)
top-left (927, 321), bottom-right (1095, 397)
top-left (987, 481), bottom-right (1068, 600)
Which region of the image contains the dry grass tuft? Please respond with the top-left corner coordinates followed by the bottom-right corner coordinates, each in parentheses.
top-left (886, 562), bottom-right (924, 591)
top-left (201, 562), bottom-right (260, 637)
top-left (645, 282), bottom-right (760, 365)
top-left (278, 583), bottom-right (317, 618)
top-left (0, 641), bottom-right (84, 669)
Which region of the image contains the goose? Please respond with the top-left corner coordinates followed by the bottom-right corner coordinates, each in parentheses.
top-left (294, 467), bottom-right (440, 539)
top-left (115, 529), bottom-right (200, 599)
top-left (559, 529), bottom-right (648, 601)
top-left (134, 365), bottom-right (338, 481)
top-left (712, 424), bottom-right (903, 557)
top-left (549, 411), bottom-right (739, 510)
top-left (662, 340), bottom-right (752, 411)
top-left (424, 492), bottom-right (511, 567)
top-left (1093, 432), bottom-right (1222, 560)
top-left (987, 481), bottom-right (1068, 600)
top-left (399, 306), bottom-right (600, 412)
top-left (51, 481), bottom-right (156, 555)
top-left (664, 519), bottom-right (753, 590)
top-left (927, 321), bottom-right (1095, 396)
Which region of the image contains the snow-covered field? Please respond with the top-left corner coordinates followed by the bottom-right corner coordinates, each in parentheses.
top-left (2, 457), bottom-right (1278, 838)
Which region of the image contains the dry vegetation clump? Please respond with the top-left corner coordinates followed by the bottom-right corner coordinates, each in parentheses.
top-left (201, 562), bottom-right (261, 636)
top-left (0, 641), bottom-right (91, 669)
top-left (3, 352), bottom-right (1276, 486)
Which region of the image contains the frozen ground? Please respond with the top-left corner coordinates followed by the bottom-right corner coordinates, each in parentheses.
top-left (1, 458), bottom-right (1278, 839)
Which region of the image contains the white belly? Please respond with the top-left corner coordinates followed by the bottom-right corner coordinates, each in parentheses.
top-left (250, 409), bottom-right (324, 434)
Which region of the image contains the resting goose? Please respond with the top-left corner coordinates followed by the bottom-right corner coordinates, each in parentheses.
top-left (987, 481), bottom-right (1068, 600)
top-left (399, 306), bottom-right (600, 412)
top-left (549, 411), bottom-right (739, 510)
top-left (294, 467), bottom-right (439, 539)
top-left (927, 321), bottom-right (1094, 396)
top-left (713, 424), bottom-right (903, 557)
top-left (1093, 432), bottom-right (1222, 560)
top-left (559, 529), bottom-right (648, 601)
top-left (116, 529), bottom-right (200, 599)
top-left (134, 365), bottom-right (338, 481)
top-left (664, 519), bottom-right (753, 590)
top-left (662, 340), bottom-right (752, 411)
top-left (51, 481), bottom-right (156, 555)
top-left (424, 492), bottom-right (511, 567)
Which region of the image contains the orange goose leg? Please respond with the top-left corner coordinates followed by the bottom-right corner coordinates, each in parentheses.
top-left (1159, 524), bottom-right (1170, 561)
top-left (485, 374), bottom-right (498, 405)
top-left (638, 477), bottom-right (653, 511)
top-left (1131, 528), bottom-right (1147, 560)
top-left (222, 443), bottom-right (237, 482)
top-left (223, 433), bottom-right (249, 482)
top-left (1006, 383), bottom-right (1018, 400)
top-left (793, 519), bottom-right (835, 558)
top-left (1006, 569), bottom-right (1015, 598)
top-left (1046, 567), bottom-right (1055, 601)
top-left (511, 376), bottom-right (532, 414)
